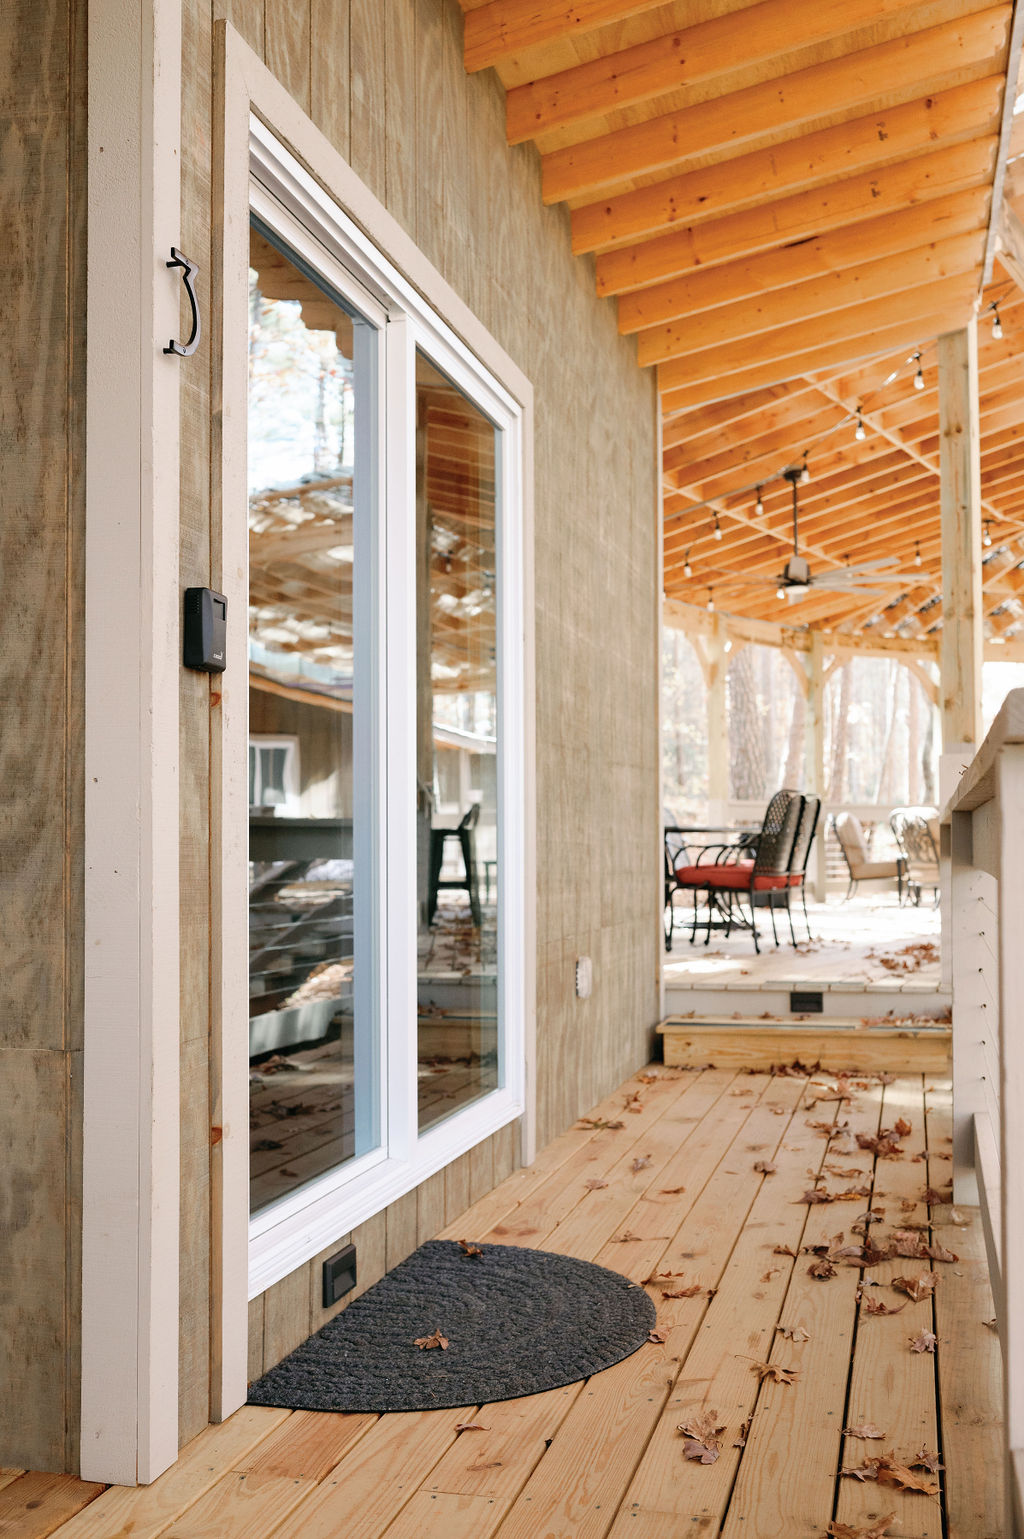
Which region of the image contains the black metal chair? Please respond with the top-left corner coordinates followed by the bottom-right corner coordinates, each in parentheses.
top-left (784, 793), bottom-right (821, 943)
top-left (889, 807), bottom-right (939, 906)
top-left (427, 801), bottom-right (482, 926)
top-left (672, 790), bottom-right (804, 953)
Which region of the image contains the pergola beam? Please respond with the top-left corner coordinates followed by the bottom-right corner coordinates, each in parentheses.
top-left (461, 0), bottom-right (668, 73)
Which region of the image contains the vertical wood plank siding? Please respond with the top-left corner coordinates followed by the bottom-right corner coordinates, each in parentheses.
top-left (0, 0), bottom-right (660, 1468)
top-left (0, 0), bottom-right (86, 1474)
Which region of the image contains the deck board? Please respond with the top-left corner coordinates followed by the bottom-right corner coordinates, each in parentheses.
top-left (44, 1066), bottom-right (1001, 1539)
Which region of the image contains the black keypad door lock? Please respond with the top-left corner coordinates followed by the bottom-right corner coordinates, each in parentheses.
top-left (183, 587), bottom-right (227, 672)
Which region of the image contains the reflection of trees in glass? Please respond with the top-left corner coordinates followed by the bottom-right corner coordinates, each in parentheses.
top-left (247, 273), bottom-right (354, 494)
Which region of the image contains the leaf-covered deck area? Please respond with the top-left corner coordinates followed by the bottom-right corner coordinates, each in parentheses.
top-left (6, 1065), bottom-right (1001, 1539)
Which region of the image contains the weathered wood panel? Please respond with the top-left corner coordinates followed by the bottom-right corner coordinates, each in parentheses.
top-left (0, 0), bottom-right (86, 1473)
top-left (189, 0), bottom-right (659, 1421)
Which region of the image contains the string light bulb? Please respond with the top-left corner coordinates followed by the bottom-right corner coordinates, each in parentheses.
top-left (776, 585), bottom-right (786, 601)
top-left (683, 550), bottom-right (692, 578)
top-left (755, 486), bottom-right (764, 516)
top-left (992, 304), bottom-right (1004, 341)
top-left (799, 459), bottom-right (810, 485)
top-left (914, 541), bottom-right (922, 568)
top-left (983, 520), bottom-right (993, 548)
top-left (854, 411), bottom-right (866, 442)
top-left (706, 588), bottom-right (715, 612)
top-left (713, 512), bottom-right (722, 541)
top-left (913, 352), bottom-right (924, 391)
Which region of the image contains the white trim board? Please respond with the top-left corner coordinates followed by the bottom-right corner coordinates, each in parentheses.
top-left (82, 0), bottom-right (183, 1487)
top-left (213, 19), bottom-right (537, 1412)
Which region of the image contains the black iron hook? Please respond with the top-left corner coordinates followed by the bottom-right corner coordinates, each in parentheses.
top-left (164, 248), bottom-right (201, 357)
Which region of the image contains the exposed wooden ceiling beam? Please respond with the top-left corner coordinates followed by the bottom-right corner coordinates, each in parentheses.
top-left (995, 201), bottom-right (1024, 292)
top-left (542, 7), bottom-right (1010, 202)
top-left (981, 0), bottom-right (1024, 280)
top-left (505, 0), bottom-right (945, 143)
top-left (572, 80), bottom-right (1001, 256)
top-left (641, 231), bottom-right (982, 367)
top-left (596, 138), bottom-right (996, 297)
top-left (618, 186), bottom-right (990, 335)
top-left (460, 0), bottom-right (668, 74)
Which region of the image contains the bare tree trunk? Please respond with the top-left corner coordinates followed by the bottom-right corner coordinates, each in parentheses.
top-left (874, 661), bottom-right (900, 803)
top-left (907, 669), bottom-right (921, 803)
top-left (828, 663), bottom-right (852, 802)
top-left (922, 701), bottom-right (937, 804)
top-left (782, 682), bottom-right (806, 786)
top-left (729, 648), bottom-right (767, 800)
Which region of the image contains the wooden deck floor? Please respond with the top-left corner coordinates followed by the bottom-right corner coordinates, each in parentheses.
top-left (5, 1065), bottom-right (1001, 1539)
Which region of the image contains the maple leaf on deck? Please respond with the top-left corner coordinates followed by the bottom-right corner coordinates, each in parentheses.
top-left (454, 1422), bottom-right (488, 1431)
top-left (631, 1155), bottom-right (653, 1172)
top-left (891, 1229), bottom-right (930, 1258)
top-left (893, 1117), bottom-right (913, 1137)
top-left (414, 1329), bottom-right (449, 1350)
top-left (677, 1409), bottom-right (726, 1464)
top-left (583, 1178), bottom-right (609, 1190)
top-left (809, 1258), bottom-right (838, 1279)
top-left (776, 1323), bottom-right (810, 1342)
top-left (911, 1448), bottom-right (943, 1473)
top-left (754, 1160), bottom-right (777, 1174)
top-left (802, 1187), bottom-right (836, 1204)
top-left (733, 1416), bottom-right (752, 1449)
top-left (458, 1239), bottom-right (484, 1259)
top-left (925, 1240), bottom-right (959, 1263)
top-left (827, 1515), bottom-right (899, 1539)
top-left (893, 1271), bottom-right (938, 1302)
top-left (825, 1165), bottom-right (866, 1179)
top-left (647, 1329), bottom-right (667, 1344)
top-left (662, 1282), bottom-right (706, 1298)
top-left (844, 1423), bottom-right (887, 1439)
top-left (835, 1185), bottom-right (873, 1201)
top-left (841, 1453), bottom-right (940, 1495)
top-left (862, 1295), bottom-right (907, 1316)
top-left (909, 1329), bottom-right (937, 1353)
top-left (577, 1118), bottom-right (625, 1131)
top-left (623, 1096), bottom-right (644, 1114)
top-left (748, 1360), bottom-right (799, 1384)
top-left (774, 1243), bottom-right (798, 1257)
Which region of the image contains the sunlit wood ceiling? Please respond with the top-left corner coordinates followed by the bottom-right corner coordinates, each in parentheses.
top-left (457, 0), bottom-right (1024, 643)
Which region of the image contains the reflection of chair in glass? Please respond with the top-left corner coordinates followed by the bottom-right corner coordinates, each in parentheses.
top-left (889, 806), bottom-right (940, 906)
top-left (832, 812), bottom-right (905, 902)
top-left (428, 801), bottom-right (482, 926)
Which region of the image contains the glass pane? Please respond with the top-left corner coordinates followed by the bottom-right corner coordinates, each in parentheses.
top-left (248, 222), bottom-right (379, 1214)
top-left (416, 352), bottom-right (499, 1131)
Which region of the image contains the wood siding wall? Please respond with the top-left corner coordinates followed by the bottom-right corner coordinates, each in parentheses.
top-left (0, 0), bottom-right (86, 1474)
top-left (0, 0), bottom-right (660, 1470)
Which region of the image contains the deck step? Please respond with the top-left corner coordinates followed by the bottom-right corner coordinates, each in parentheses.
top-left (656, 1015), bottom-right (951, 1073)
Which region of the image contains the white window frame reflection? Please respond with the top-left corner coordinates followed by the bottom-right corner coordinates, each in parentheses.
top-left (246, 121), bottom-right (526, 1298)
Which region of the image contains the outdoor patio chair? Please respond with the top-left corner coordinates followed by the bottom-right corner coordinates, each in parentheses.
top-left (889, 806), bottom-right (940, 906)
top-left (785, 793), bottom-right (821, 942)
top-left (663, 826), bottom-right (694, 952)
top-left (671, 789), bottom-right (804, 953)
top-left (427, 801), bottom-right (482, 926)
top-left (832, 811), bottom-right (905, 902)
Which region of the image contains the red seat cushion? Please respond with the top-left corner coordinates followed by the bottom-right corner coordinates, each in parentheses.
top-left (674, 862), bottom-right (787, 892)
top-left (787, 873), bottom-right (805, 887)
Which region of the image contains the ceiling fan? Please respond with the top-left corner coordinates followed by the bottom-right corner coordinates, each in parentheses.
top-left (715, 466), bottom-right (923, 602)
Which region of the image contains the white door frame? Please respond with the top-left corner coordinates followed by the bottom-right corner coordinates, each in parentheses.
top-left (82, 0), bottom-right (183, 1487)
top-left (212, 18), bottom-right (537, 1421)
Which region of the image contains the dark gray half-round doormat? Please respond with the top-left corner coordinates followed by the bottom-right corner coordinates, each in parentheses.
top-left (247, 1239), bottom-right (656, 1413)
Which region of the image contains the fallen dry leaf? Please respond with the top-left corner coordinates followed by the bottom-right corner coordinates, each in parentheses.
top-left (862, 1295), bottom-right (907, 1316)
top-left (583, 1178), bottom-right (609, 1190)
top-left (615, 1231), bottom-right (644, 1243)
top-left (891, 1230), bottom-right (929, 1259)
top-left (415, 1329), bottom-right (449, 1350)
top-left (841, 1452), bottom-right (940, 1496)
top-left (733, 1416), bottom-right (752, 1449)
top-left (844, 1423), bottom-right (887, 1439)
top-left (925, 1240), bottom-right (959, 1263)
top-left (809, 1259), bottom-right (837, 1279)
top-left (826, 1165), bottom-right (867, 1179)
top-left (454, 1422), bottom-right (488, 1431)
top-left (631, 1155), bottom-right (653, 1173)
top-left (802, 1187), bottom-right (835, 1204)
top-left (748, 1360), bottom-right (799, 1385)
top-left (893, 1272), bottom-right (938, 1303)
top-left (577, 1117), bottom-right (625, 1131)
top-left (624, 1094), bottom-right (644, 1114)
top-left (909, 1329), bottom-right (937, 1354)
top-left (661, 1281), bottom-right (706, 1298)
top-left (911, 1448), bottom-right (943, 1473)
top-left (893, 1117), bottom-right (912, 1137)
top-left (659, 1185), bottom-right (686, 1195)
top-left (458, 1239), bottom-right (484, 1259)
top-left (836, 1185), bottom-right (873, 1201)
top-left (754, 1160), bottom-right (777, 1174)
top-left (636, 1071), bottom-right (659, 1083)
top-left (776, 1324), bottom-right (810, 1342)
top-left (827, 1515), bottom-right (899, 1539)
top-left (647, 1329), bottom-right (667, 1344)
top-left (774, 1243), bottom-right (798, 1257)
top-left (923, 1185), bottom-right (953, 1205)
top-left (678, 1409), bottom-right (726, 1464)
top-left (760, 1268), bottom-right (782, 1282)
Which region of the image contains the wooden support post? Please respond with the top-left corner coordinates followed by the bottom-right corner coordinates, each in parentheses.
top-left (706, 616), bottom-right (729, 822)
top-left (804, 633), bottom-right (828, 900)
top-left (938, 321), bottom-right (983, 989)
top-left (938, 321), bottom-right (983, 753)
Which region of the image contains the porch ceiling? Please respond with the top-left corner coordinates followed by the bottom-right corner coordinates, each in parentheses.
top-left (457, 0), bottom-right (1024, 644)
